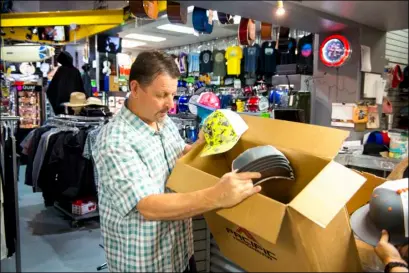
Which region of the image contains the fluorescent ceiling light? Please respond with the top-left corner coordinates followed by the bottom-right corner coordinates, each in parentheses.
top-left (125, 33), bottom-right (166, 42)
top-left (157, 24), bottom-right (195, 34)
top-left (122, 39), bottom-right (147, 48)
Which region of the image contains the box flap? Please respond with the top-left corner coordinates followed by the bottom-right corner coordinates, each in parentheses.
top-left (167, 162), bottom-right (287, 244)
top-left (289, 161), bottom-right (367, 228)
top-left (240, 115), bottom-right (350, 159)
top-left (347, 171), bottom-right (386, 214)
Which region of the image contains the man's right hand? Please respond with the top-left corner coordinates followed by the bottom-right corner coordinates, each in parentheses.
top-left (375, 230), bottom-right (408, 266)
top-left (211, 171), bottom-right (262, 209)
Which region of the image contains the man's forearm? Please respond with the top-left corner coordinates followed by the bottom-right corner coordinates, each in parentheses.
top-left (137, 187), bottom-right (220, 221)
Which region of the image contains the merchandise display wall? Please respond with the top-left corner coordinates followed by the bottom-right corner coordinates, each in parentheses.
top-left (1, 1), bottom-right (408, 273)
top-left (313, 26), bottom-right (387, 139)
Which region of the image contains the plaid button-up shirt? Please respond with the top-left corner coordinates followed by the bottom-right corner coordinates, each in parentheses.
top-left (93, 103), bottom-right (194, 272)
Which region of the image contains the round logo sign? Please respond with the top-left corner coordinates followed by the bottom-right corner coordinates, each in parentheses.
top-left (319, 34), bottom-right (352, 67)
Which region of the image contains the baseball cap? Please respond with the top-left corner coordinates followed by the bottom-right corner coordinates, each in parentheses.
top-left (350, 178), bottom-right (408, 246)
top-left (200, 109), bottom-right (248, 157)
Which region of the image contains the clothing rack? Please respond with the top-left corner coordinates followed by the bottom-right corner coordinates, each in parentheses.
top-left (44, 115), bottom-right (105, 227)
top-left (1, 115), bottom-right (21, 273)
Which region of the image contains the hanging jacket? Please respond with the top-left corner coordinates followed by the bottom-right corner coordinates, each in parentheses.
top-left (46, 51), bottom-right (86, 115)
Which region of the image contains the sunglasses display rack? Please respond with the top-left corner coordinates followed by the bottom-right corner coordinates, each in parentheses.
top-left (15, 85), bottom-right (44, 129)
top-left (0, 77), bottom-right (16, 116)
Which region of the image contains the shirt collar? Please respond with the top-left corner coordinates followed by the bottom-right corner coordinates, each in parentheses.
top-left (119, 99), bottom-right (168, 136)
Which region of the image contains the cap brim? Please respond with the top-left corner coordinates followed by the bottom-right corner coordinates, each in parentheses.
top-left (350, 205), bottom-right (408, 247)
top-left (200, 137), bottom-right (239, 157)
top-left (62, 103), bottom-right (86, 107)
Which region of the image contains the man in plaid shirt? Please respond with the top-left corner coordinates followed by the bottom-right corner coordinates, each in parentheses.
top-left (93, 51), bottom-right (261, 272)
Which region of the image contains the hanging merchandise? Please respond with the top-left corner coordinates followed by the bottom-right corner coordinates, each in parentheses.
top-left (179, 52), bottom-right (188, 76)
top-left (167, 1), bottom-right (187, 24)
top-left (217, 12), bottom-right (234, 25)
top-left (199, 50), bottom-right (213, 74)
top-left (238, 18), bottom-right (256, 46)
top-left (260, 41), bottom-right (278, 75)
top-left (400, 65), bottom-right (409, 89)
top-left (0, 44), bottom-right (55, 63)
top-left (244, 44), bottom-right (261, 73)
top-left (188, 52), bottom-right (200, 74)
top-left (192, 7), bottom-right (214, 34)
top-left (226, 45), bottom-right (243, 75)
top-left (260, 23), bottom-right (273, 41)
top-left (297, 33), bottom-right (314, 74)
top-left (319, 34), bottom-right (352, 68)
top-left (212, 49), bottom-right (226, 77)
top-left (129, 0), bottom-right (159, 19)
top-left (391, 64), bottom-right (404, 89)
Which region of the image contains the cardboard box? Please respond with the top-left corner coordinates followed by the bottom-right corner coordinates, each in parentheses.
top-left (347, 172), bottom-right (387, 273)
top-left (167, 115), bottom-right (369, 272)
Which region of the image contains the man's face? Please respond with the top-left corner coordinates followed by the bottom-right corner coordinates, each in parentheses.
top-left (130, 73), bottom-right (177, 124)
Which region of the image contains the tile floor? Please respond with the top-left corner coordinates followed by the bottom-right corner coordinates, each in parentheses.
top-left (1, 166), bottom-right (107, 272)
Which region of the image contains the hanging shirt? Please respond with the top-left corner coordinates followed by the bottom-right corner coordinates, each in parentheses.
top-left (93, 102), bottom-right (194, 272)
top-left (260, 41), bottom-right (277, 74)
top-left (0, 179), bottom-right (7, 260)
top-left (212, 49), bottom-right (226, 77)
top-left (226, 46), bottom-right (243, 75)
top-left (297, 34), bottom-right (314, 74)
top-left (244, 44), bottom-right (261, 73)
top-left (199, 50), bottom-right (213, 74)
top-left (188, 52), bottom-right (200, 73)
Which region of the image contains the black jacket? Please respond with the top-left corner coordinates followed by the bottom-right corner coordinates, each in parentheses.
top-left (46, 51), bottom-right (85, 115)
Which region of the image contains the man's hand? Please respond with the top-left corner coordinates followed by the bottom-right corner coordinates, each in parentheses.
top-left (210, 171), bottom-right (262, 208)
top-left (375, 230), bottom-right (408, 266)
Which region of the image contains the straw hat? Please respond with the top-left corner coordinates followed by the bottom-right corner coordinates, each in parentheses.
top-left (63, 92), bottom-right (87, 107)
top-left (85, 97), bottom-right (104, 106)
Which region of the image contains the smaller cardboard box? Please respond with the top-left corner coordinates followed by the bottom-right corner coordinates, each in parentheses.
top-left (167, 115), bottom-right (368, 272)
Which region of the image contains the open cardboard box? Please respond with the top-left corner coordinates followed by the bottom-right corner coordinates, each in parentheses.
top-left (347, 172), bottom-right (389, 273)
top-left (167, 115), bottom-right (369, 272)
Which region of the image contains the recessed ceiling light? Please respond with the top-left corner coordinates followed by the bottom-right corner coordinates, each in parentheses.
top-left (157, 24), bottom-right (195, 34)
top-left (124, 33), bottom-right (166, 42)
top-left (121, 39), bottom-right (147, 48)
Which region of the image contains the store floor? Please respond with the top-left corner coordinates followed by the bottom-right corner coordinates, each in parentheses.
top-left (1, 166), bottom-right (107, 272)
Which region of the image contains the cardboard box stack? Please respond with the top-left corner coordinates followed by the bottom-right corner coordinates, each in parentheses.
top-left (167, 114), bottom-right (383, 272)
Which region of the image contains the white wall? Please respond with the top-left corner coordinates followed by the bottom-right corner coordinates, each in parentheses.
top-left (386, 29), bottom-right (408, 68)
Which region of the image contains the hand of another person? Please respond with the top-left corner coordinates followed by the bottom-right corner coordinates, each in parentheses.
top-left (211, 171), bottom-right (262, 208)
top-left (375, 230), bottom-right (408, 266)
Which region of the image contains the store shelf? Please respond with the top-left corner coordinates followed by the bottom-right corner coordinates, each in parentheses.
top-left (335, 153), bottom-right (401, 172)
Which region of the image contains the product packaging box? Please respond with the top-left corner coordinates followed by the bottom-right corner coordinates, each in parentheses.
top-left (167, 115), bottom-right (368, 272)
top-left (347, 172), bottom-right (388, 273)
